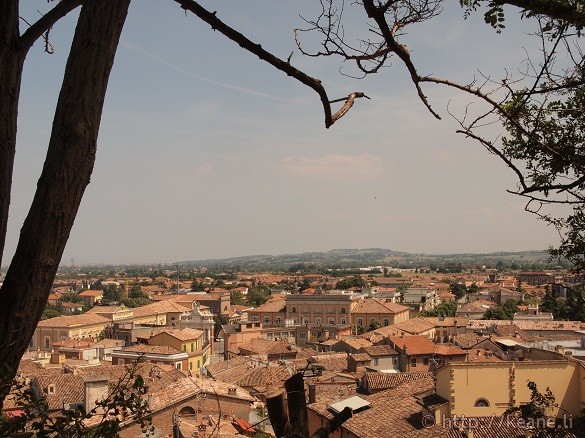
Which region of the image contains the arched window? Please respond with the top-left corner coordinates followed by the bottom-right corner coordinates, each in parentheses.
top-left (474, 398), bottom-right (490, 407)
top-left (291, 307), bottom-right (296, 313)
top-left (179, 406), bottom-right (196, 417)
top-left (315, 306), bottom-right (321, 313)
top-left (341, 307), bottom-right (346, 314)
top-left (315, 317), bottom-right (321, 324)
top-left (383, 318), bottom-right (389, 326)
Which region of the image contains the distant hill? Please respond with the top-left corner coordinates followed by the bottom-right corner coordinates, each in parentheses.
top-left (178, 248), bottom-right (563, 272)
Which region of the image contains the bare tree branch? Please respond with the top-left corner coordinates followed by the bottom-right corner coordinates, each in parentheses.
top-left (173, 0), bottom-right (367, 128)
top-left (20, 0), bottom-right (83, 54)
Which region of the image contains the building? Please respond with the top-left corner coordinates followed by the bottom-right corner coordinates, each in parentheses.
top-left (111, 344), bottom-right (189, 369)
top-left (222, 321), bottom-right (264, 360)
top-left (247, 299), bottom-right (287, 326)
top-left (32, 314), bottom-right (111, 351)
top-left (388, 335), bottom-right (467, 372)
top-left (178, 302), bottom-right (214, 347)
top-left (147, 328), bottom-right (211, 374)
top-left (401, 287), bottom-right (438, 313)
top-left (358, 345), bottom-right (399, 372)
top-left (349, 299), bottom-right (409, 329)
top-left (285, 291), bottom-right (362, 326)
top-left (78, 289), bottom-right (104, 305)
top-left (154, 292), bottom-right (231, 317)
top-left (423, 355), bottom-right (585, 424)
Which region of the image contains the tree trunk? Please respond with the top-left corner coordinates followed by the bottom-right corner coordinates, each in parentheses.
top-left (0, 0), bottom-right (23, 271)
top-left (0, 0), bottom-right (131, 408)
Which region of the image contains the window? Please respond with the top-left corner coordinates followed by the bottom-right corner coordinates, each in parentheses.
top-left (373, 358), bottom-right (379, 366)
top-left (276, 317), bottom-right (281, 324)
top-left (357, 318), bottom-right (363, 327)
top-left (252, 316), bottom-right (258, 321)
top-left (315, 317), bottom-right (321, 324)
top-left (291, 307), bottom-right (296, 313)
top-left (383, 319), bottom-right (389, 326)
top-left (328, 307), bottom-right (333, 313)
top-left (264, 317), bottom-right (270, 324)
top-left (44, 337), bottom-right (51, 349)
top-left (300, 332), bottom-right (306, 338)
top-left (474, 398), bottom-right (490, 407)
top-left (176, 363), bottom-right (182, 370)
top-left (411, 358), bottom-right (417, 368)
top-left (329, 319), bottom-right (335, 325)
top-left (340, 318), bottom-right (346, 325)
top-left (47, 385), bottom-right (55, 394)
top-left (315, 306), bottom-right (321, 313)
top-left (423, 358), bottom-right (429, 366)
top-left (341, 307), bottom-right (346, 314)
top-left (191, 342), bottom-right (194, 352)
top-left (197, 360), bottom-right (201, 369)
top-left (183, 344), bottom-right (187, 352)
top-left (189, 362), bottom-right (193, 370)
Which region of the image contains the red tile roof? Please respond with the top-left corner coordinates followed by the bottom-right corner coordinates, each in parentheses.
top-left (389, 335), bottom-right (438, 355)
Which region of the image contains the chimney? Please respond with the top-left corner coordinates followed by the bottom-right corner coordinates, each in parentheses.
top-left (83, 375), bottom-right (109, 414)
top-left (308, 383), bottom-right (316, 404)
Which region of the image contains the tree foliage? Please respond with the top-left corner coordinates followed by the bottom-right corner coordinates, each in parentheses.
top-left (368, 319), bottom-right (382, 331)
top-left (540, 285), bottom-right (585, 321)
top-left (247, 285), bottom-right (271, 307)
top-left (419, 301), bottom-right (457, 317)
top-left (502, 380), bottom-right (585, 437)
top-left (230, 290), bottom-right (244, 305)
top-left (483, 299), bottom-right (519, 320)
top-left (335, 276), bottom-right (369, 290)
top-left (0, 363), bottom-right (152, 437)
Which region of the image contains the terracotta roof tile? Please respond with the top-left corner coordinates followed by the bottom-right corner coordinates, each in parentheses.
top-left (360, 371), bottom-right (434, 391)
top-left (131, 300), bottom-right (191, 318)
top-left (158, 328), bottom-right (204, 342)
top-left (250, 299), bottom-right (286, 313)
top-left (359, 345), bottom-right (398, 357)
top-left (120, 344), bottom-right (182, 355)
top-left (389, 335), bottom-right (438, 355)
top-left (37, 313), bottom-right (110, 328)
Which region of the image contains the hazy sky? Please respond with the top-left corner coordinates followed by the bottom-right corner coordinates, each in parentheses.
top-left (6, 1), bottom-right (562, 265)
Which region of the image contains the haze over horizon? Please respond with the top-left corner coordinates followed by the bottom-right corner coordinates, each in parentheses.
top-left (4, 1), bottom-right (562, 266)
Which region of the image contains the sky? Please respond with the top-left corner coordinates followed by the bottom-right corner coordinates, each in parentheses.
top-left (5, 0), bottom-right (564, 265)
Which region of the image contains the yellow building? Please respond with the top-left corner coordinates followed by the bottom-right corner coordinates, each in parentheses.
top-left (422, 355), bottom-right (585, 425)
top-left (148, 328), bottom-right (211, 374)
top-left (33, 314), bottom-right (110, 350)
